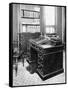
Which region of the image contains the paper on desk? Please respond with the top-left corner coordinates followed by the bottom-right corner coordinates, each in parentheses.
top-left (39, 44), bottom-right (52, 48)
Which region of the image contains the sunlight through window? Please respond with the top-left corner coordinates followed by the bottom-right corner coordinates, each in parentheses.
top-left (45, 6), bottom-right (55, 25)
top-left (45, 6), bottom-right (56, 34)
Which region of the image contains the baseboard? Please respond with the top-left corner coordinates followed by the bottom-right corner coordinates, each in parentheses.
top-left (36, 68), bottom-right (64, 81)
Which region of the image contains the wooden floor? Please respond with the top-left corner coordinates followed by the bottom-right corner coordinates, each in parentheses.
top-left (13, 51), bottom-right (66, 86)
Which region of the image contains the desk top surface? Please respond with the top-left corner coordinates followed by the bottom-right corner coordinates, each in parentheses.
top-left (29, 38), bottom-right (63, 49)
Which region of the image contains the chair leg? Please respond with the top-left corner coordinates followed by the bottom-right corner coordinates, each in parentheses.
top-left (15, 64), bottom-right (18, 76)
top-left (22, 58), bottom-right (24, 67)
top-left (15, 58), bottom-right (18, 76)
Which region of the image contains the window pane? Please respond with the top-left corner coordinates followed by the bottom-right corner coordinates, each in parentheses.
top-left (45, 6), bottom-right (55, 25)
top-left (46, 27), bottom-right (55, 34)
top-left (22, 25), bottom-right (26, 32)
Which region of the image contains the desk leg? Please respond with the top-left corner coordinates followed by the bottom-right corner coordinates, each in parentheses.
top-left (15, 58), bottom-right (18, 76)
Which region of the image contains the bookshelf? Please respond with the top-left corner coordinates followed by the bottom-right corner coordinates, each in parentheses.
top-left (21, 9), bottom-right (40, 19)
top-left (18, 5), bottom-right (41, 55)
top-left (20, 5), bottom-right (40, 33)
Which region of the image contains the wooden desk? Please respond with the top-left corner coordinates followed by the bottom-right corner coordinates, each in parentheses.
top-left (27, 39), bottom-right (64, 80)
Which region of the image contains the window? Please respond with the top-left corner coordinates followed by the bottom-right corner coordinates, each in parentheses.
top-left (45, 6), bottom-right (56, 34)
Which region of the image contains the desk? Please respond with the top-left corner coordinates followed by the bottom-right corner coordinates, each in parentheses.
top-left (27, 39), bottom-right (64, 80)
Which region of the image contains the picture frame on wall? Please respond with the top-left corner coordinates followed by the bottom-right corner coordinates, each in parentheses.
top-left (9, 3), bottom-right (66, 87)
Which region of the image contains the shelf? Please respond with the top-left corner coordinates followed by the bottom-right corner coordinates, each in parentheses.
top-left (21, 9), bottom-right (40, 13)
top-left (21, 9), bottom-right (40, 19)
top-left (20, 7), bottom-right (40, 33)
top-left (22, 24), bottom-right (40, 26)
top-left (21, 17), bottom-right (40, 19)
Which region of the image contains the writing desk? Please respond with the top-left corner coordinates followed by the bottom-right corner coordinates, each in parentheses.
top-left (27, 38), bottom-right (64, 80)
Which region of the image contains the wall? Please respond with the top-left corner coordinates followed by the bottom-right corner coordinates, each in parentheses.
top-left (40, 6), bottom-right (45, 35)
top-left (56, 7), bottom-right (62, 40)
top-left (56, 7), bottom-right (65, 43)
top-left (62, 7), bottom-right (66, 43)
top-left (13, 4), bottom-right (20, 41)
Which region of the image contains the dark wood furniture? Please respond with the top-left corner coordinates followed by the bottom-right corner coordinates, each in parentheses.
top-left (27, 38), bottom-right (64, 80)
top-left (19, 32), bottom-right (40, 56)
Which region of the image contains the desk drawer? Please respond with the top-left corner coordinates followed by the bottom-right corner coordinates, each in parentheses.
top-left (43, 45), bottom-right (64, 55)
